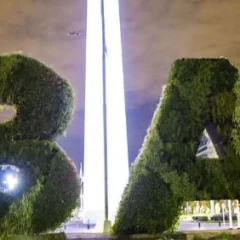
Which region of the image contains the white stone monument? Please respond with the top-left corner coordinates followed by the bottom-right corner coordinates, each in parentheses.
top-left (83, 0), bottom-right (129, 230)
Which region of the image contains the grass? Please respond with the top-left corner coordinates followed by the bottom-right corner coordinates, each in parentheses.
top-left (2, 233), bottom-right (66, 240)
top-left (3, 231), bottom-right (240, 240)
top-left (193, 233), bottom-right (240, 239)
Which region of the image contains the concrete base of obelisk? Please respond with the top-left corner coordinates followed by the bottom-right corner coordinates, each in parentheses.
top-left (94, 220), bottom-right (112, 233)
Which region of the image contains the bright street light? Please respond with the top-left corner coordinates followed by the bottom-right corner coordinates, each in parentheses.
top-left (3, 173), bottom-right (18, 191)
top-left (0, 164), bottom-right (20, 193)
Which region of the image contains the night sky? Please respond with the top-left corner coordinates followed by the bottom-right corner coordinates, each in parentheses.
top-left (0, 0), bottom-right (240, 170)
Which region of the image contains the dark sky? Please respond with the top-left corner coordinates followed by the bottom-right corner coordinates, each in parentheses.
top-left (1, 0), bottom-right (240, 170)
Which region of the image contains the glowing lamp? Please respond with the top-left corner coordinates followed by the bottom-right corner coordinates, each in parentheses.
top-left (0, 164), bottom-right (20, 193)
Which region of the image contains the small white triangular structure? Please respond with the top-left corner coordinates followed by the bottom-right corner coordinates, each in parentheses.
top-left (196, 124), bottom-right (224, 159)
top-left (196, 129), bottom-right (218, 158)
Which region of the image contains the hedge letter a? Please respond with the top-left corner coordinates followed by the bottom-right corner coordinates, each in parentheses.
top-left (113, 58), bottom-right (240, 235)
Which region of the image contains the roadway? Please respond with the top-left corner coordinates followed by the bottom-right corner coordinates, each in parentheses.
top-left (61, 219), bottom-right (240, 234)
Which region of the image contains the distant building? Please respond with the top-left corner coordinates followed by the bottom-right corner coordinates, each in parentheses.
top-left (71, 163), bottom-right (84, 220)
top-left (79, 163), bottom-right (84, 212)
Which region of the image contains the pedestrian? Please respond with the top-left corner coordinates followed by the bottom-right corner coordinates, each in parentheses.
top-left (87, 219), bottom-right (90, 229)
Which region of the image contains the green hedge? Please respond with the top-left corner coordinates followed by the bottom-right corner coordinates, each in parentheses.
top-left (3, 233), bottom-right (66, 240)
top-left (0, 54), bottom-right (79, 237)
top-left (37, 233), bottom-right (66, 240)
top-left (0, 141), bottom-right (80, 235)
top-left (0, 54), bottom-right (74, 141)
top-left (113, 58), bottom-right (240, 234)
top-left (192, 233), bottom-right (240, 240)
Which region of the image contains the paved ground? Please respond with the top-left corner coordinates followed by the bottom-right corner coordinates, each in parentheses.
top-left (179, 220), bottom-right (238, 231)
top-left (64, 220), bottom-right (238, 233)
top-left (64, 220), bottom-right (240, 239)
top-left (67, 234), bottom-right (111, 240)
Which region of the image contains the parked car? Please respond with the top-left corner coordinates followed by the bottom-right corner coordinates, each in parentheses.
top-left (210, 213), bottom-right (237, 221)
top-left (192, 216), bottom-right (209, 221)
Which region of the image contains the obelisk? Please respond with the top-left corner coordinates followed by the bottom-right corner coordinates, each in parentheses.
top-left (84, 0), bottom-right (129, 228)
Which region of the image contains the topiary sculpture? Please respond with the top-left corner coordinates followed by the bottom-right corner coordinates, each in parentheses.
top-left (113, 58), bottom-right (240, 235)
top-left (0, 54), bottom-right (80, 237)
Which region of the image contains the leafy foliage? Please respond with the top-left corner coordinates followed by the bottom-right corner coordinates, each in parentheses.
top-left (113, 58), bottom-right (240, 234)
top-left (0, 181), bottom-right (42, 238)
top-left (3, 233), bottom-right (66, 240)
top-left (37, 233), bottom-right (66, 240)
top-left (0, 54), bottom-right (74, 141)
top-left (0, 54), bottom-right (79, 236)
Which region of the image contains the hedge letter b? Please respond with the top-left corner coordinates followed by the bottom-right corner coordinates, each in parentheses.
top-left (0, 54), bottom-right (79, 236)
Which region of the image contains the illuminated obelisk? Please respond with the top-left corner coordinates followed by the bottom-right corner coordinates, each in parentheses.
top-left (84, 0), bottom-right (129, 228)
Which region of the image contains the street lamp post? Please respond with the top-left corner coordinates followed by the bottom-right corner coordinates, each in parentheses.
top-left (222, 202), bottom-right (226, 227)
top-left (101, 0), bottom-right (111, 233)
